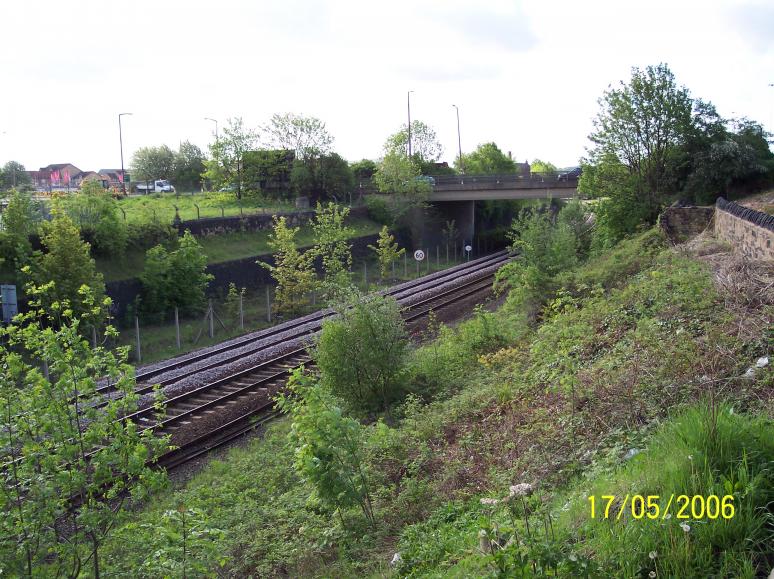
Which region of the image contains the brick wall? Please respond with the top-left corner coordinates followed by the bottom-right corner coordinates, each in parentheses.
top-left (715, 198), bottom-right (774, 260)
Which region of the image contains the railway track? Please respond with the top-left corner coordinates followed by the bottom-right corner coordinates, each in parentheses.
top-left (146, 256), bottom-right (507, 469)
top-left (92, 250), bottom-right (509, 407)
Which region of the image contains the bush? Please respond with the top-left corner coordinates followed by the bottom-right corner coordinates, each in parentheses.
top-left (365, 195), bottom-right (392, 225)
top-left (139, 230), bottom-right (212, 315)
top-left (127, 221), bottom-right (178, 251)
top-left (314, 293), bottom-right (409, 418)
top-left (60, 181), bottom-right (128, 257)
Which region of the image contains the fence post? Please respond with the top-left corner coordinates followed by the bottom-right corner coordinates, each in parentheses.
top-left (454, 244), bottom-right (458, 262)
top-left (446, 244), bottom-right (449, 264)
top-left (42, 359), bottom-right (49, 380)
top-left (363, 262), bottom-right (367, 287)
top-left (239, 295), bottom-right (244, 329)
top-left (135, 316), bottom-right (142, 363)
top-left (404, 252), bottom-right (407, 278)
top-left (208, 300), bottom-right (214, 338)
top-left (391, 260), bottom-right (395, 280)
top-left (220, 206), bottom-right (225, 218)
top-left (415, 256), bottom-right (419, 277)
top-left (426, 249), bottom-right (430, 274)
top-left (194, 203), bottom-right (200, 220)
top-left (266, 286), bottom-right (272, 323)
top-left (175, 307), bottom-right (181, 350)
top-left (436, 246), bottom-right (440, 268)
top-left (92, 326), bottom-right (97, 348)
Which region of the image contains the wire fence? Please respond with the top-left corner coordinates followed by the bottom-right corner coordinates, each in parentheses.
top-left (106, 244), bottom-right (486, 366)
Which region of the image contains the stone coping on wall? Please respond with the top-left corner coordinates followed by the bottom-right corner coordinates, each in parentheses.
top-left (716, 197), bottom-right (774, 232)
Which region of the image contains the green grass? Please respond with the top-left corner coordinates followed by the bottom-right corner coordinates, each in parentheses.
top-left (98, 229), bottom-right (773, 576)
top-left (115, 190), bottom-right (295, 224)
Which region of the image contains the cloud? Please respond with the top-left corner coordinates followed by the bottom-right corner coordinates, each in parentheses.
top-left (729, 2), bottom-right (774, 52)
top-left (425, 4), bottom-right (537, 53)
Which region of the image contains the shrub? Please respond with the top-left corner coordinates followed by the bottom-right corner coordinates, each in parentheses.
top-left (365, 195), bottom-right (392, 225)
top-left (314, 293), bottom-right (409, 417)
top-left (139, 230), bottom-right (212, 315)
top-left (60, 181), bottom-right (128, 257)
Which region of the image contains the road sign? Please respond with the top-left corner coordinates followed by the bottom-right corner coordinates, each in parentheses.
top-left (1, 284), bottom-right (18, 323)
top-left (464, 245), bottom-right (472, 253)
top-left (413, 249), bottom-right (425, 261)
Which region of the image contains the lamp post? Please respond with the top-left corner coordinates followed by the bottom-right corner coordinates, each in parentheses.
top-left (407, 90), bottom-right (414, 158)
top-left (204, 117), bottom-right (219, 143)
top-left (452, 104), bottom-right (463, 174)
top-left (118, 112), bottom-right (132, 195)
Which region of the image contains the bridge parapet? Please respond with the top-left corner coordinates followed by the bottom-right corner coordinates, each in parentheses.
top-left (431, 173), bottom-right (578, 191)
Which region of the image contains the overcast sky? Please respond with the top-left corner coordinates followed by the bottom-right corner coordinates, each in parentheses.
top-left (1, 0), bottom-right (772, 174)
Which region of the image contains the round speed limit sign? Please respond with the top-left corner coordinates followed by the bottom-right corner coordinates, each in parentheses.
top-left (464, 245), bottom-right (472, 253)
top-left (413, 249), bottom-right (425, 261)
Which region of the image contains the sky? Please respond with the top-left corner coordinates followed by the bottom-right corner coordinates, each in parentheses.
top-left (1, 0), bottom-right (772, 174)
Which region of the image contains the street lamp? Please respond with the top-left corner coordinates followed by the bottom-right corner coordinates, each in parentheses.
top-left (204, 117), bottom-right (219, 143)
top-left (452, 104), bottom-right (463, 174)
top-left (407, 90), bottom-right (414, 158)
top-left (118, 112), bottom-right (132, 195)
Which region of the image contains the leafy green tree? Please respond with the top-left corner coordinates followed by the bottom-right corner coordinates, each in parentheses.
top-left (262, 113), bottom-right (334, 160)
top-left (60, 180), bottom-right (128, 257)
top-left (173, 140), bottom-right (206, 192)
top-left (368, 225), bottom-right (405, 279)
top-left (130, 145), bottom-right (177, 185)
top-left (373, 151), bottom-right (431, 222)
top-left (204, 117), bottom-right (259, 198)
top-left (455, 142), bottom-right (517, 174)
top-left (384, 120), bottom-right (443, 164)
top-left (495, 206), bottom-right (578, 316)
top-left (312, 202), bottom-right (354, 288)
top-left (0, 161), bottom-right (32, 190)
top-left (277, 368), bottom-right (375, 524)
top-left (258, 216), bottom-right (317, 316)
top-left (314, 292), bottom-right (409, 417)
top-left (139, 231), bottom-right (212, 314)
top-left (29, 212), bottom-right (106, 321)
top-left (531, 159), bottom-right (558, 176)
top-left (587, 63), bottom-right (693, 216)
top-left (350, 158), bottom-right (378, 180)
top-left (291, 153), bottom-right (354, 202)
top-left (0, 189), bottom-right (39, 278)
top-left (0, 284), bottom-right (168, 577)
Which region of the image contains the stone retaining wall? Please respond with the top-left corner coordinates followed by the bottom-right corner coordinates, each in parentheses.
top-left (715, 198), bottom-right (774, 260)
top-left (659, 206), bottom-right (714, 242)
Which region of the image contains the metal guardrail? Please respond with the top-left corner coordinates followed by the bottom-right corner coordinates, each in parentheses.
top-left (431, 173), bottom-right (579, 188)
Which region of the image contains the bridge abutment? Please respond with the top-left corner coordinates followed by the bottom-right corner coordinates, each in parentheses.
top-left (406, 200), bottom-right (475, 252)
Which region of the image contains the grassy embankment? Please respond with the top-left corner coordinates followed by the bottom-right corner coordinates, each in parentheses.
top-left (102, 229), bottom-right (773, 577)
top-left (96, 215), bottom-right (383, 283)
top-left (115, 190), bottom-right (296, 224)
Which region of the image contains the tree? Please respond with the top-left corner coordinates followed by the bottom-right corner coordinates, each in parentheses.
top-left (276, 368), bottom-right (375, 524)
top-left (258, 216), bottom-right (317, 316)
top-left (455, 142), bottom-right (517, 174)
top-left (372, 151), bottom-right (430, 222)
top-left (0, 284), bottom-right (168, 577)
top-left (530, 159), bottom-right (558, 176)
top-left (139, 230), bottom-right (212, 315)
top-left (588, 63), bottom-right (693, 214)
top-left (291, 153), bottom-right (354, 202)
top-left (60, 180), bottom-right (127, 257)
top-left (0, 161), bottom-right (32, 191)
top-left (368, 225), bottom-right (405, 279)
top-left (203, 117), bottom-right (259, 198)
top-left (29, 212), bottom-right (106, 321)
top-left (0, 189), bottom-right (40, 278)
top-left (130, 145), bottom-right (177, 185)
top-left (350, 159), bottom-right (378, 181)
top-left (384, 120), bottom-right (443, 164)
top-left (495, 207), bottom-right (579, 316)
top-left (314, 292), bottom-right (409, 417)
top-left (311, 202), bottom-right (354, 287)
top-left (261, 113), bottom-right (334, 160)
top-left (173, 141), bottom-right (206, 192)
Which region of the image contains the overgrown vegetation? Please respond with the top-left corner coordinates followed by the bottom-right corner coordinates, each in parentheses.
top-left (97, 223), bottom-right (771, 576)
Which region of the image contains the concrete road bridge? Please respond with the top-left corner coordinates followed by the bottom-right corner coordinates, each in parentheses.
top-left (428, 173), bottom-right (579, 201)
top-left (408, 172), bottom-right (581, 249)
